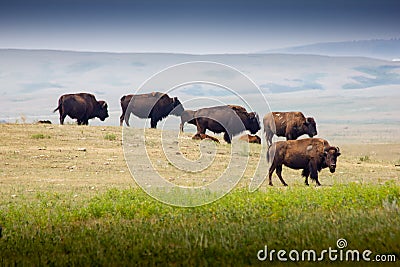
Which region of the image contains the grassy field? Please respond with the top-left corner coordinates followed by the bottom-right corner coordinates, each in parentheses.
top-left (0, 123), bottom-right (399, 265)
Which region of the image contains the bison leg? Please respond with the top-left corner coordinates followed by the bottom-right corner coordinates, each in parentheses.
top-left (195, 119), bottom-right (206, 135)
top-left (119, 113), bottom-right (125, 126)
top-left (59, 114), bottom-right (66, 125)
top-left (302, 168), bottom-right (310, 186)
top-left (275, 165), bottom-right (288, 186)
top-left (192, 133), bottom-right (220, 143)
top-left (124, 112), bottom-right (131, 127)
top-left (223, 132), bottom-right (232, 144)
top-left (308, 161), bottom-right (321, 186)
top-left (150, 117), bottom-right (158, 128)
top-left (265, 131), bottom-right (273, 147)
top-left (77, 119), bottom-right (88, 125)
top-left (180, 122), bottom-right (184, 132)
top-left (268, 164), bottom-right (276, 186)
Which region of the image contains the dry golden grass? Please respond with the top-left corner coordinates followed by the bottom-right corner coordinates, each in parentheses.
top-left (0, 124), bottom-right (131, 200)
top-left (1, 123), bottom-right (399, 202)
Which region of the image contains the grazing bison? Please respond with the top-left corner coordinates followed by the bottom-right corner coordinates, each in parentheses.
top-left (120, 92), bottom-right (184, 128)
top-left (263, 112), bottom-right (317, 147)
top-left (181, 106), bottom-right (246, 133)
top-left (194, 105), bottom-right (260, 144)
top-left (53, 93), bottom-right (109, 125)
top-left (267, 138), bottom-right (340, 186)
top-left (239, 134), bottom-right (261, 144)
top-left (180, 109), bottom-right (196, 132)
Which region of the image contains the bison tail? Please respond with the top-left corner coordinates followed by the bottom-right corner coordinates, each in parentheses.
top-left (53, 103), bottom-right (61, 113)
top-left (53, 96), bottom-right (63, 113)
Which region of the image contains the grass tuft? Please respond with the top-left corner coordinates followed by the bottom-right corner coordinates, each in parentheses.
top-left (31, 133), bottom-right (51, 139)
top-left (359, 155), bottom-right (370, 162)
top-left (104, 133), bottom-right (116, 141)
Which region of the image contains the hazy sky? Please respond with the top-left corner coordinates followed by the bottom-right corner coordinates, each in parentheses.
top-left (1, 0), bottom-right (399, 54)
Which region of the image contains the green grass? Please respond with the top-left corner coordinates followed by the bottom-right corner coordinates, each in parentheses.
top-left (31, 133), bottom-right (51, 139)
top-left (359, 155), bottom-right (370, 162)
top-left (0, 183), bottom-right (399, 266)
top-left (104, 133), bottom-right (117, 141)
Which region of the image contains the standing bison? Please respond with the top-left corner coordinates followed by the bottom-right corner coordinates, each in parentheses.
top-left (194, 105), bottom-right (260, 144)
top-left (267, 138), bottom-right (341, 186)
top-left (263, 112), bottom-right (317, 147)
top-left (53, 93), bottom-right (109, 125)
top-left (120, 92), bottom-right (184, 128)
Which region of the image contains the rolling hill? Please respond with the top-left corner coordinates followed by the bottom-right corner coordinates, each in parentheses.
top-left (0, 49), bottom-right (399, 136)
top-left (259, 39), bottom-right (400, 60)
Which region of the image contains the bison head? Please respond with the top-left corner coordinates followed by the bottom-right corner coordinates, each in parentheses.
top-left (323, 146), bottom-right (341, 173)
top-left (246, 112), bottom-right (261, 134)
top-left (304, 117), bottom-right (317, 137)
top-left (170, 97), bottom-right (184, 116)
top-left (97, 101), bottom-right (109, 121)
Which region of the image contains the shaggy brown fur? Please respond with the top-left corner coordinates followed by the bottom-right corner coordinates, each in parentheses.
top-left (267, 138), bottom-right (340, 186)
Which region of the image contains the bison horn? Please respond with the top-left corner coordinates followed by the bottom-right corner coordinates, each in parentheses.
top-left (305, 117), bottom-right (314, 125)
top-left (336, 146), bottom-right (340, 153)
top-left (102, 102), bottom-right (107, 108)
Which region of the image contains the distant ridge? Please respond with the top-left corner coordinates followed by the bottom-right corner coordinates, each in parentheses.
top-left (0, 49), bottom-right (399, 126)
top-left (259, 39), bottom-right (400, 60)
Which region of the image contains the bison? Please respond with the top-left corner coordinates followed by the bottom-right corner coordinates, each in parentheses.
top-left (239, 134), bottom-right (261, 144)
top-left (267, 138), bottom-right (341, 186)
top-left (180, 109), bottom-right (196, 132)
top-left (193, 105), bottom-right (260, 144)
top-left (120, 92), bottom-right (184, 128)
top-left (192, 133), bottom-right (220, 143)
top-left (181, 106), bottom-right (244, 133)
top-left (263, 111), bottom-right (317, 147)
top-left (37, 120), bottom-right (52, 124)
top-left (53, 93), bottom-right (109, 125)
